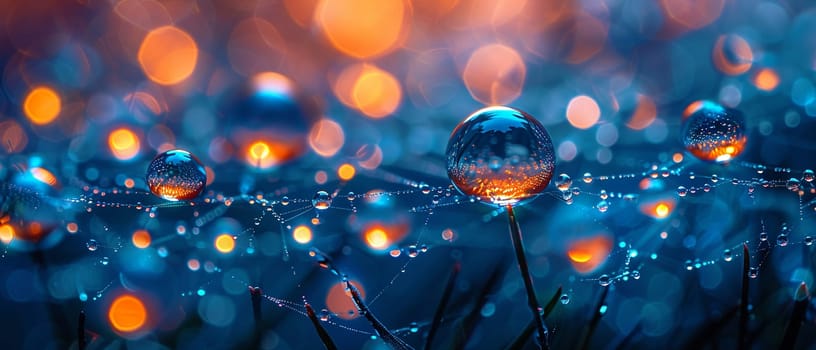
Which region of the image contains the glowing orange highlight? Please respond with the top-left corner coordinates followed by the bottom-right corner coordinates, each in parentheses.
top-left (351, 66), bottom-right (402, 118)
top-left (124, 178), bottom-right (135, 188)
top-left (0, 224), bottom-right (14, 244)
top-left (23, 86), bottom-right (61, 125)
top-left (661, 0), bottom-right (724, 30)
top-left (309, 119), bottom-right (345, 157)
top-left (293, 225), bottom-right (313, 244)
top-left (242, 139), bottom-right (299, 169)
top-left (672, 153), bottom-right (684, 163)
top-left (337, 164), bottom-right (356, 181)
top-left (712, 35), bottom-right (753, 75)
top-left (214, 234), bottom-right (235, 253)
top-left (566, 95), bottom-right (601, 129)
top-left (567, 236), bottom-right (613, 273)
top-left (326, 280), bottom-right (365, 320)
top-left (626, 95), bottom-right (657, 130)
top-left (187, 259), bottom-right (200, 271)
top-left (108, 295), bottom-right (147, 333)
top-left (132, 230), bottom-right (151, 248)
top-left (463, 44), bottom-right (526, 105)
top-left (66, 222), bottom-right (78, 234)
top-left (753, 68), bottom-right (779, 91)
top-left (30, 167), bottom-right (58, 187)
top-left (315, 0), bottom-right (408, 58)
top-left (137, 26), bottom-right (198, 85)
top-left (108, 128), bottom-right (141, 160)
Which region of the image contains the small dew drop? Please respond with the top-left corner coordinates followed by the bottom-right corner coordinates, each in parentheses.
top-left (598, 274), bottom-right (611, 286)
top-left (559, 294), bottom-right (570, 305)
top-left (312, 191), bottom-right (332, 210)
top-left (748, 267), bottom-right (758, 279)
top-left (583, 172), bottom-right (593, 184)
top-left (281, 196), bottom-right (290, 206)
top-left (555, 173), bottom-right (572, 192)
top-left (86, 239), bottom-right (98, 251)
top-left (722, 249), bottom-right (733, 262)
top-left (677, 186), bottom-right (688, 197)
top-left (777, 233), bottom-right (789, 247)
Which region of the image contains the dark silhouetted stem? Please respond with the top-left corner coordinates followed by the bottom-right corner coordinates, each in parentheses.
top-left (345, 280), bottom-right (415, 350)
top-left (249, 286), bottom-right (262, 326)
top-left (78, 310), bottom-right (86, 350)
top-left (506, 205), bottom-right (549, 350)
top-left (304, 300), bottom-right (339, 350)
top-left (779, 282), bottom-right (809, 350)
top-left (738, 243), bottom-right (750, 350)
top-left (504, 286), bottom-right (562, 350)
top-left (424, 262), bottom-right (460, 350)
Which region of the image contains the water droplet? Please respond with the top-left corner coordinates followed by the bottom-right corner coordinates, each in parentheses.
top-left (777, 233), bottom-right (789, 247)
top-left (419, 183), bottom-right (431, 195)
top-left (559, 294), bottom-right (570, 304)
top-left (682, 100), bottom-right (746, 163)
top-left (319, 309), bottom-right (331, 322)
top-left (583, 172), bottom-right (593, 184)
top-left (445, 106), bottom-right (555, 206)
top-left (409, 322), bottom-right (419, 333)
top-left (632, 270), bottom-right (641, 279)
top-left (703, 184), bottom-right (712, 192)
top-left (146, 149), bottom-right (207, 201)
top-left (599, 190), bottom-right (608, 200)
top-left (804, 169), bottom-right (814, 183)
top-left (597, 200), bottom-right (609, 213)
top-left (598, 274), bottom-right (611, 286)
top-left (281, 196), bottom-right (290, 206)
top-left (312, 191), bottom-right (332, 210)
top-left (677, 186), bottom-right (688, 197)
top-left (571, 187), bottom-right (581, 196)
top-left (748, 267), bottom-right (758, 279)
top-left (685, 260), bottom-right (693, 271)
top-left (722, 249), bottom-right (733, 262)
top-left (100, 256), bottom-right (109, 265)
top-left (86, 239), bottom-right (98, 251)
top-left (786, 178), bottom-right (801, 192)
top-left (346, 192), bottom-right (355, 201)
top-left (555, 173), bottom-right (572, 192)
top-left (805, 236), bottom-right (814, 246)
top-left (660, 167), bottom-right (670, 178)
top-left (407, 245), bottom-right (419, 258)
top-left (759, 232), bottom-right (768, 241)
top-left (711, 174), bottom-right (719, 183)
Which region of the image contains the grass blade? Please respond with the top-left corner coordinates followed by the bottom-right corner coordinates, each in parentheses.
top-left (78, 310), bottom-right (86, 350)
top-left (779, 282), bottom-right (809, 350)
top-left (577, 285), bottom-right (609, 350)
top-left (345, 279), bottom-right (415, 350)
top-left (424, 261), bottom-right (460, 350)
top-left (504, 286), bottom-right (563, 350)
top-left (450, 259), bottom-right (508, 349)
top-left (738, 243), bottom-right (750, 350)
top-left (304, 300), bottom-right (339, 350)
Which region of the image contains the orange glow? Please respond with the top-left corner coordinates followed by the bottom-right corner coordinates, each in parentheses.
top-left (132, 230), bottom-right (151, 249)
top-left (565, 12), bottom-right (608, 64)
top-left (124, 178), bottom-right (135, 188)
top-left (462, 44), bottom-right (526, 105)
top-left (326, 280), bottom-right (365, 320)
top-left (566, 95), bottom-right (601, 129)
top-left (365, 228), bottom-right (389, 249)
top-left (284, 0), bottom-right (320, 27)
top-left (640, 200), bottom-right (676, 219)
top-left (137, 26), bottom-right (198, 85)
top-left (712, 35), bottom-right (753, 75)
top-left (23, 86), bottom-right (61, 125)
top-left (293, 225), bottom-right (313, 244)
top-left (187, 259), bottom-right (200, 271)
top-left (567, 236), bottom-right (613, 274)
top-left (660, 0), bottom-right (724, 30)
top-left (242, 139), bottom-right (300, 169)
top-left (0, 224), bottom-right (14, 244)
top-left (214, 234), bottom-right (235, 253)
top-left (338, 163), bottom-right (356, 181)
top-left (314, 170), bottom-right (328, 185)
top-left (351, 66), bottom-right (402, 118)
top-left (108, 128), bottom-right (141, 160)
top-left (672, 153), bottom-right (684, 163)
top-left (30, 167), bottom-right (58, 187)
top-left (753, 68), bottom-right (780, 91)
top-left (625, 95), bottom-right (657, 130)
top-left (108, 295), bottom-right (147, 333)
top-left (308, 119), bottom-right (345, 157)
top-left (0, 120), bottom-right (28, 153)
top-left (66, 222), bottom-right (78, 234)
top-left (315, 0), bottom-right (408, 58)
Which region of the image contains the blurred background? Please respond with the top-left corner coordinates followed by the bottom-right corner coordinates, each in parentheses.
top-left (1, 0), bottom-right (816, 349)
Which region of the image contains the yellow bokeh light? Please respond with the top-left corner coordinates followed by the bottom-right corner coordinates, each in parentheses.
top-left (0, 224), bottom-right (15, 244)
top-left (108, 128), bottom-right (141, 160)
top-left (365, 228), bottom-right (389, 249)
top-left (137, 26), bottom-right (198, 85)
top-left (566, 95), bottom-right (601, 129)
top-left (293, 225), bottom-right (313, 244)
top-left (214, 233), bottom-right (235, 253)
top-left (351, 66), bottom-right (402, 118)
top-left (315, 0), bottom-right (408, 58)
top-left (23, 86), bottom-right (61, 125)
top-left (337, 163), bottom-right (356, 181)
top-left (108, 295), bottom-right (147, 333)
top-left (655, 203), bottom-right (670, 218)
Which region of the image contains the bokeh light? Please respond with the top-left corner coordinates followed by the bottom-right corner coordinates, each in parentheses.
top-left (214, 234), bottom-right (235, 254)
top-left (315, 0), bottom-right (409, 58)
top-left (23, 87), bottom-right (61, 125)
top-left (462, 44), bottom-right (526, 105)
top-left (108, 294), bottom-right (148, 333)
top-left (108, 128), bottom-right (141, 161)
top-left (137, 26), bottom-right (198, 85)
